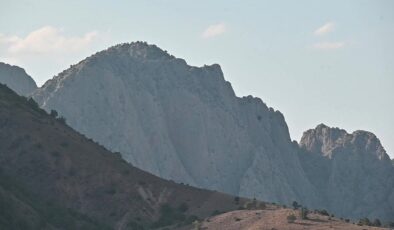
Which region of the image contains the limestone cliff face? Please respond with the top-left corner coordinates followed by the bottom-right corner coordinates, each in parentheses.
top-left (0, 62), bottom-right (37, 96)
top-left (299, 124), bottom-right (394, 221)
top-left (33, 42), bottom-right (319, 207)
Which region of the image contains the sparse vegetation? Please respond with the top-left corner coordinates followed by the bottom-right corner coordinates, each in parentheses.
top-left (357, 217), bottom-right (371, 226)
top-left (243, 198), bottom-right (266, 210)
top-left (372, 218), bottom-right (381, 227)
top-left (126, 220), bottom-right (145, 230)
top-left (57, 116), bottom-right (67, 125)
top-left (151, 203), bottom-right (198, 228)
top-left (292, 201), bottom-right (300, 210)
top-left (287, 214), bottom-right (296, 223)
top-left (211, 210), bottom-right (222, 216)
top-left (50, 109), bottom-right (58, 118)
top-left (234, 196), bottom-right (240, 204)
top-left (316, 209), bottom-right (329, 216)
top-left (300, 207), bottom-right (309, 220)
top-left (0, 171), bottom-right (111, 230)
top-left (27, 98), bottom-right (39, 110)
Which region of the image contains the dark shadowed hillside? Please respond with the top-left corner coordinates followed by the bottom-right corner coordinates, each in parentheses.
top-left (0, 83), bottom-right (245, 230)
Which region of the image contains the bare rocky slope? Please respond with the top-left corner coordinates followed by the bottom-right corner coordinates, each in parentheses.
top-left (0, 83), bottom-right (245, 230)
top-left (30, 42), bottom-right (393, 221)
top-left (0, 62), bottom-right (37, 96)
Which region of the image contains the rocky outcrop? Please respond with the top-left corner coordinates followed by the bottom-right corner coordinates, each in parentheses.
top-left (299, 124), bottom-right (394, 221)
top-left (0, 62), bottom-right (37, 96)
top-left (33, 42), bottom-right (319, 208)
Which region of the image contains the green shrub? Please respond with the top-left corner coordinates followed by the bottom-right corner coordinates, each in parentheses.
top-left (287, 214), bottom-right (296, 223)
top-left (292, 201), bottom-right (300, 210)
top-left (50, 110), bottom-right (58, 118)
top-left (211, 210), bottom-right (222, 216)
top-left (151, 203), bottom-right (189, 228)
top-left (317, 209), bottom-right (329, 216)
top-left (357, 217), bottom-right (371, 226)
top-left (372, 218), bottom-right (381, 227)
top-left (57, 116), bottom-right (67, 125)
top-left (301, 207), bottom-right (309, 220)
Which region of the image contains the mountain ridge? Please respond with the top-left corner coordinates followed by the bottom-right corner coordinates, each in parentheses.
top-left (1, 41), bottom-right (392, 221)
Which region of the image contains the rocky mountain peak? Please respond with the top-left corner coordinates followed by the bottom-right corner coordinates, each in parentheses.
top-left (299, 124), bottom-right (347, 157)
top-left (104, 41), bottom-right (175, 61)
top-left (300, 124), bottom-right (390, 161)
top-left (31, 42), bottom-right (394, 221)
top-left (0, 62), bottom-right (37, 96)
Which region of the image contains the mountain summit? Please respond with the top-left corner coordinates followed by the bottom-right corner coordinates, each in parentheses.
top-left (32, 42), bottom-right (394, 220)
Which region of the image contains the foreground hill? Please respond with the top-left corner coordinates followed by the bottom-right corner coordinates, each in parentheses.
top-left (31, 42), bottom-right (394, 221)
top-left (0, 62), bottom-right (37, 96)
top-left (196, 206), bottom-right (388, 230)
top-left (0, 83), bottom-right (244, 229)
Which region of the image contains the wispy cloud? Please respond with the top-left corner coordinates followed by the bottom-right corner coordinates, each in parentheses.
top-left (0, 26), bottom-right (101, 85)
top-left (0, 26), bottom-right (98, 55)
top-left (314, 22), bottom-right (335, 36)
top-left (313, 42), bottom-right (345, 50)
top-left (202, 23), bottom-right (226, 39)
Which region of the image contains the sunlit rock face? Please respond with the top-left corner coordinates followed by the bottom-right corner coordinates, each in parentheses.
top-left (0, 62), bottom-right (37, 96)
top-left (33, 42), bottom-right (319, 207)
top-left (299, 124), bottom-right (394, 221)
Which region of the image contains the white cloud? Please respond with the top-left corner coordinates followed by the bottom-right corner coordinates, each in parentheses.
top-left (313, 42), bottom-right (345, 50)
top-left (202, 23), bottom-right (226, 39)
top-left (314, 22), bottom-right (335, 36)
top-left (0, 26), bottom-right (97, 55)
top-left (0, 26), bottom-right (102, 86)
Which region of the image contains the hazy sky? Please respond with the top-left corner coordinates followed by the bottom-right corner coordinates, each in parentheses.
top-left (1, 0), bottom-right (393, 158)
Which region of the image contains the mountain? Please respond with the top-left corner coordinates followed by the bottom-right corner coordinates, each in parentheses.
top-left (0, 62), bottom-right (37, 96)
top-left (298, 124), bottom-right (394, 221)
top-left (0, 83), bottom-right (245, 229)
top-left (32, 42), bottom-right (319, 208)
top-left (31, 42), bottom-right (393, 221)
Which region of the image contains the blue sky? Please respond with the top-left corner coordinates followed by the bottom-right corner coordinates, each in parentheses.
top-left (1, 0), bottom-right (393, 157)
